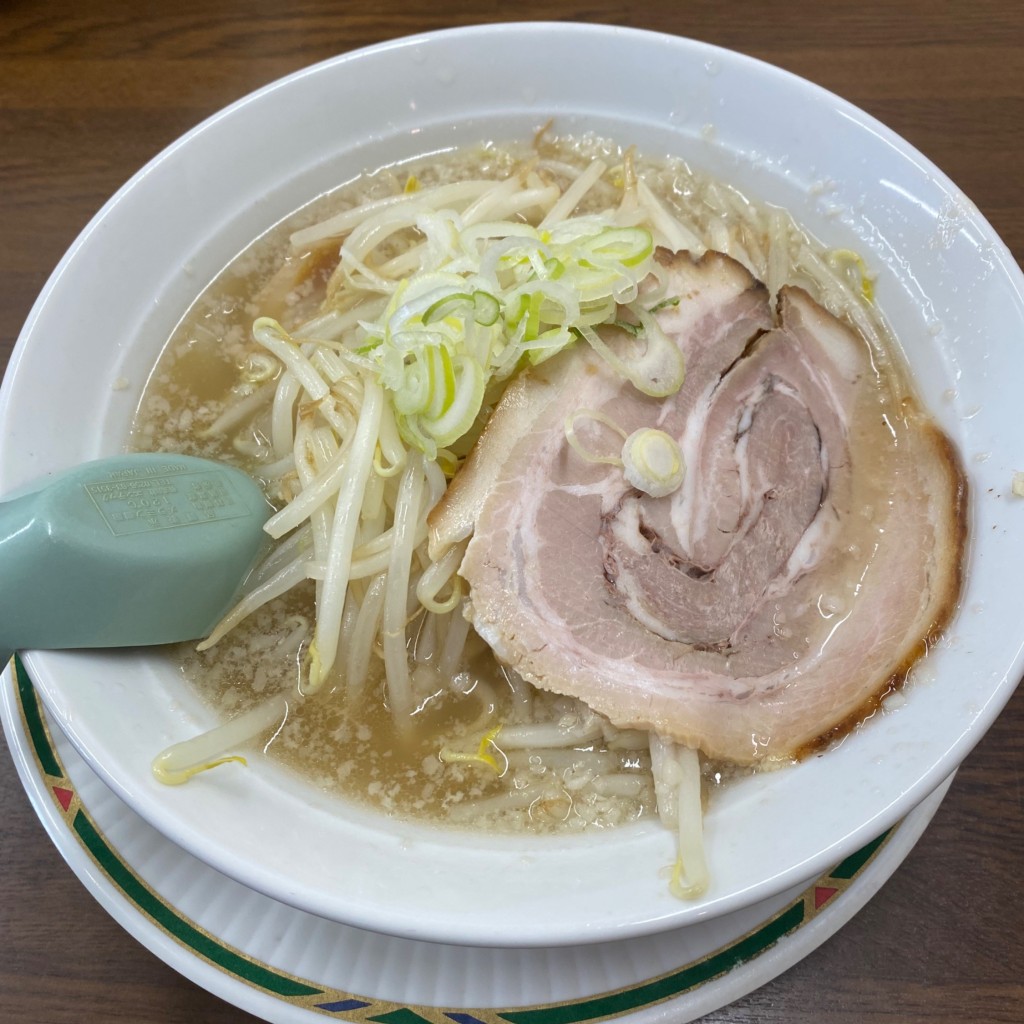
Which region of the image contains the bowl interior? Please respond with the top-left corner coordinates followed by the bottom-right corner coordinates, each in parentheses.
top-left (3, 24), bottom-right (1023, 947)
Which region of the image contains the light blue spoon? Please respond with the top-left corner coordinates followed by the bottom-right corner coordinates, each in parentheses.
top-left (0, 453), bottom-right (270, 664)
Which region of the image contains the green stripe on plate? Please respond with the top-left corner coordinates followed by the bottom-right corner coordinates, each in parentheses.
top-left (14, 656), bottom-right (62, 778)
top-left (71, 809), bottom-right (323, 998)
top-left (498, 901), bottom-right (805, 1024)
top-left (830, 830), bottom-right (889, 880)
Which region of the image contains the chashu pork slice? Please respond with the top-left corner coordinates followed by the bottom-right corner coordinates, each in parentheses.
top-left (437, 249), bottom-right (966, 766)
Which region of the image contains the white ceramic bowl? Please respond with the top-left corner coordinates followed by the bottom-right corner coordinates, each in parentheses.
top-left (3, 24), bottom-right (1023, 947)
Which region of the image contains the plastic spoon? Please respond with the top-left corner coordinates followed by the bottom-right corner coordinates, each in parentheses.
top-left (0, 453), bottom-right (270, 664)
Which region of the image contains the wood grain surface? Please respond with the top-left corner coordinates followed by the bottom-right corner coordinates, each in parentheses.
top-left (1, 1), bottom-right (1022, 1021)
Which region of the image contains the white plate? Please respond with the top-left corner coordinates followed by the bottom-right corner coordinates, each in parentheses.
top-left (1, 23), bottom-right (1022, 946)
top-left (1, 657), bottom-right (954, 1024)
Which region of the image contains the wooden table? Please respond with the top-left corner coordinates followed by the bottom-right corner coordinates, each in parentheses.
top-left (1, 2), bottom-right (1021, 1021)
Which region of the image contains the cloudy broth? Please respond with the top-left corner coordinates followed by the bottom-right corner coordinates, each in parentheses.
top-left (133, 135), bottom-right (953, 831)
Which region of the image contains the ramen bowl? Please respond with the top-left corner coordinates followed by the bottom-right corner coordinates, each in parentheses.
top-left (2, 23), bottom-right (1022, 947)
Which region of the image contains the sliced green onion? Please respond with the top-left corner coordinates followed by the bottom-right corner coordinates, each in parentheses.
top-left (564, 409), bottom-right (628, 467)
top-left (613, 317), bottom-right (643, 337)
top-left (578, 226), bottom-right (654, 268)
top-left (472, 290), bottom-right (501, 326)
top-left (621, 428), bottom-right (685, 497)
top-left (437, 344), bottom-right (457, 413)
top-left (354, 218), bottom-right (662, 455)
top-left (576, 311), bottom-right (685, 399)
top-left (564, 411), bottom-right (686, 498)
top-left (422, 289), bottom-right (500, 327)
top-left (420, 355), bottom-right (486, 448)
top-left (423, 291), bottom-right (475, 324)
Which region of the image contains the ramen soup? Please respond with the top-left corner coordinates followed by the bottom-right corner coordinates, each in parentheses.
top-left (133, 134), bottom-right (965, 898)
